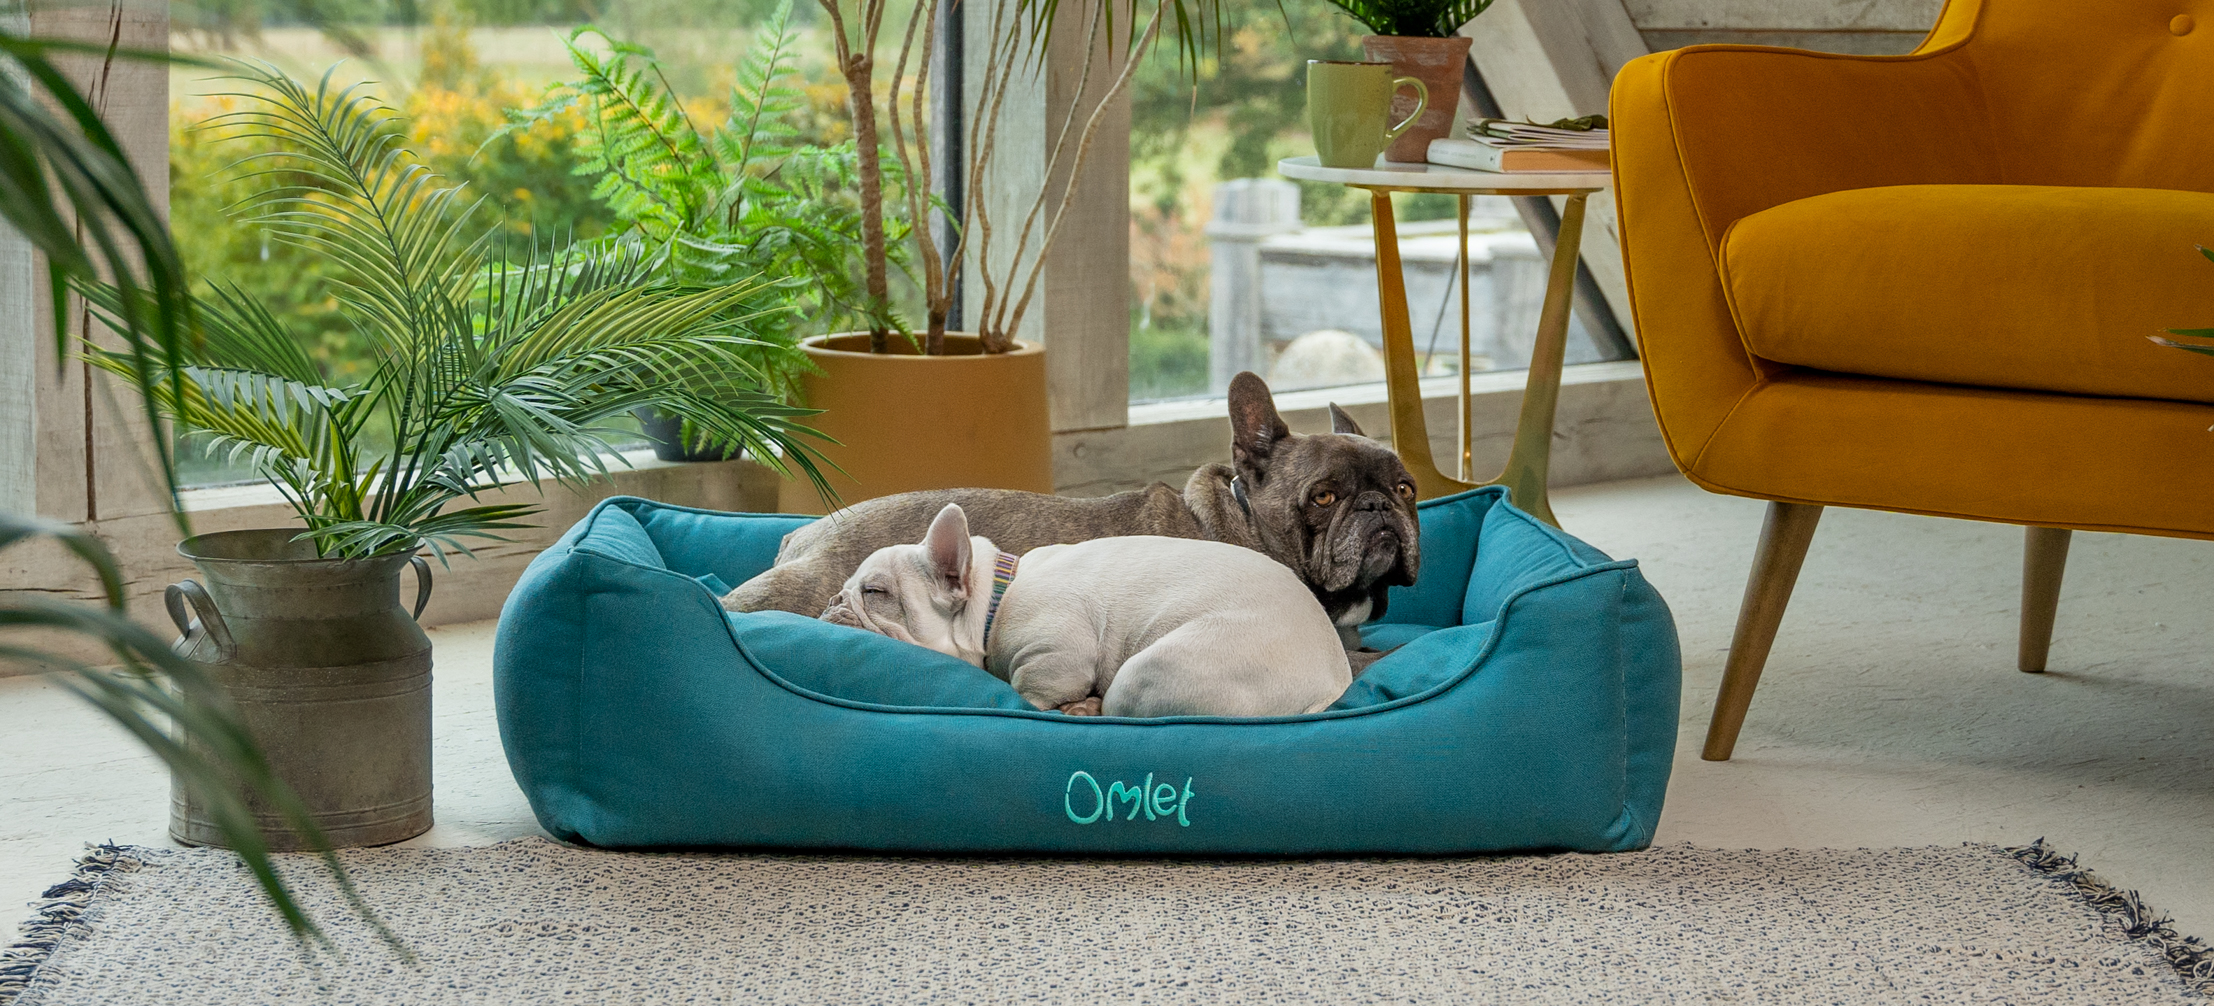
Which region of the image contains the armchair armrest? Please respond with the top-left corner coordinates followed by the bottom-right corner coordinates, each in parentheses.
top-left (1609, 42), bottom-right (1997, 469)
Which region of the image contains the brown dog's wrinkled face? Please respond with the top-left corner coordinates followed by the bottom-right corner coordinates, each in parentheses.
top-left (1225, 373), bottom-right (1420, 623)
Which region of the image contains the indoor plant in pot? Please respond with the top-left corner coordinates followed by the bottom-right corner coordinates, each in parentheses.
top-left (550, 0), bottom-right (1202, 511)
top-left (770, 0), bottom-right (1192, 511)
top-left (665, 0), bottom-right (1191, 510)
top-left (89, 63), bottom-right (830, 850)
top-left (520, 5), bottom-right (883, 465)
top-left (1325, 0), bottom-right (1493, 162)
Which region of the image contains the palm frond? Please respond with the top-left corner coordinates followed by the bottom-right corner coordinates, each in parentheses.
top-left (113, 62), bottom-right (836, 558)
top-left (0, 514), bottom-right (404, 955)
top-left (2159, 248), bottom-right (2214, 360)
top-left (207, 62), bottom-right (485, 352)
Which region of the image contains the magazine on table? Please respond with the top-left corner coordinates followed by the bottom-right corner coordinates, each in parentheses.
top-left (1428, 115), bottom-right (1611, 173)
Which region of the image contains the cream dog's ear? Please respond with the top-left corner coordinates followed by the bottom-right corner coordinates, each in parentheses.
top-left (922, 503), bottom-right (973, 600)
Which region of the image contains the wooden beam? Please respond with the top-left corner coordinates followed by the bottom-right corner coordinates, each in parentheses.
top-left (28, 0), bottom-right (172, 524)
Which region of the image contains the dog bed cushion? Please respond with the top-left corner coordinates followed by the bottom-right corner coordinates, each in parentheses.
top-left (494, 485), bottom-right (1681, 854)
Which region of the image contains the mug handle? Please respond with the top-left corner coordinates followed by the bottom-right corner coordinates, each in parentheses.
top-left (1383, 76), bottom-right (1429, 140)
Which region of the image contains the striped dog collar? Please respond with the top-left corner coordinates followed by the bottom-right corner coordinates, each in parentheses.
top-left (980, 551), bottom-right (1020, 649)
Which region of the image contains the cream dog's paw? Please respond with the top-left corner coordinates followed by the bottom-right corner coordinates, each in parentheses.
top-left (1056, 696), bottom-right (1103, 717)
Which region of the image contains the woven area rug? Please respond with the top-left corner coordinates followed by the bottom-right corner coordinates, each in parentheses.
top-left (3, 838), bottom-right (2207, 1004)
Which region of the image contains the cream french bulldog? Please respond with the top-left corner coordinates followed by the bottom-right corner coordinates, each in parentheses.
top-left (821, 503), bottom-right (1353, 718)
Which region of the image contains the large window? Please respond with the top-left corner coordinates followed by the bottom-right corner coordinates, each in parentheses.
top-left (1123, 8), bottom-right (1624, 404)
top-left (167, 0), bottom-right (891, 486)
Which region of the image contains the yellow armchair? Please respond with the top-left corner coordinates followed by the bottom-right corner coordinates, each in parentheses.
top-left (1610, 0), bottom-right (2214, 760)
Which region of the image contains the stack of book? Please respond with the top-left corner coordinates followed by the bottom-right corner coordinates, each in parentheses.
top-left (1427, 116), bottom-right (1611, 173)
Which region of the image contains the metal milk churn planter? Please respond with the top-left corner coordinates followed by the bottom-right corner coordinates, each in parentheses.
top-left (166, 529), bottom-right (435, 850)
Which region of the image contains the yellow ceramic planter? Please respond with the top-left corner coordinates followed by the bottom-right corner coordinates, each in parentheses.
top-left (776, 333), bottom-right (1054, 514)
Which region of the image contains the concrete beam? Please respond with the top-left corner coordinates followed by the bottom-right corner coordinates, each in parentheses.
top-left (1461, 0), bottom-right (1646, 349)
top-left (1623, 0), bottom-right (1943, 31)
top-left (1624, 0), bottom-right (1943, 53)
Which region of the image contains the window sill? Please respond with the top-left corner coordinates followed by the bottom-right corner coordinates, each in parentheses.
top-left (1123, 360), bottom-right (1647, 428)
top-left (178, 447), bottom-right (687, 513)
top-left (1056, 360), bottom-right (1668, 498)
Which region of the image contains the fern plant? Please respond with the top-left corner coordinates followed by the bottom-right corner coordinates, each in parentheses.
top-left (1320, 0), bottom-right (1493, 38)
top-left (89, 61), bottom-right (832, 559)
top-left (516, 1), bottom-right (907, 365)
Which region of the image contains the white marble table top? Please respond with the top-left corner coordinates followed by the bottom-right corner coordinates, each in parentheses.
top-left (1278, 155), bottom-right (1610, 192)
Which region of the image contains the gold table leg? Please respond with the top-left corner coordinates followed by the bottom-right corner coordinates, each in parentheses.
top-left (1457, 194), bottom-right (1472, 482)
top-left (1369, 188), bottom-right (1590, 527)
top-left (1370, 190), bottom-right (1475, 502)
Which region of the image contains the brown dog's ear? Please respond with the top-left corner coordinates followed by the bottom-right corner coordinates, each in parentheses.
top-left (1328, 403), bottom-right (1364, 437)
top-left (1227, 371), bottom-right (1291, 479)
top-left (922, 504), bottom-right (973, 599)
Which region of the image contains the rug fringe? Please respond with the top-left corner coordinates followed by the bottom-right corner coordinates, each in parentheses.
top-left (2009, 839), bottom-right (2214, 996)
top-left (0, 844), bottom-right (144, 1006)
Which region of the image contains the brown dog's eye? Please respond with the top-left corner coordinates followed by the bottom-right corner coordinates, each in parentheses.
top-left (1312, 490), bottom-right (1337, 507)
top-left (1394, 482), bottom-right (1416, 500)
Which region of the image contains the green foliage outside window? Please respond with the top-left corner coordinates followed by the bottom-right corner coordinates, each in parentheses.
top-left (172, 22), bottom-right (615, 389)
top-left (513, 0), bottom-right (912, 382)
top-left (103, 63), bottom-right (833, 559)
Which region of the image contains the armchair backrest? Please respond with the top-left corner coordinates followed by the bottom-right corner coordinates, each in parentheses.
top-left (1928, 0), bottom-right (2214, 189)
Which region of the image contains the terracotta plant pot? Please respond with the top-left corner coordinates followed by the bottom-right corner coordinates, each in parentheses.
top-left (1361, 34), bottom-right (1471, 163)
top-left (777, 333), bottom-right (1054, 515)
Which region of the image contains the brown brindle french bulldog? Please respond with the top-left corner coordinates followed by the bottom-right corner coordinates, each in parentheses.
top-left (723, 371), bottom-right (1421, 652)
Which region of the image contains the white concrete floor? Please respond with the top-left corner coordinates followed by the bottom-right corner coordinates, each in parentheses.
top-left (4, 474), bottom-right (2210, 940)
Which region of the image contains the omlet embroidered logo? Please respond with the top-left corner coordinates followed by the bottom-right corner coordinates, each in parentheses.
top-left (1064, 771), bottom-right (1193, 826)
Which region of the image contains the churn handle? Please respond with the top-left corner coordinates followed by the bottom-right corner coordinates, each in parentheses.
top-left (164, 579), bottom-right (236, 658)
top-left (408, 555), bottom-right (434, 620)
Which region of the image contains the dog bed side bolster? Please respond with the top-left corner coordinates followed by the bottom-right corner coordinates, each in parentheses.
top-left (494, 506), bottom-right (608, 844)
top-left (1591, 562), bottom-right (1683, 851)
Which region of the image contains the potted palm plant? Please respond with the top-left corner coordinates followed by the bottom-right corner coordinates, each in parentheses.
top-left (1324, 0), bottom-right (1493, 162)
top-left (89, 62), bottom-right (830, 851)
top-left (0, 33), bottom-right (386, 943)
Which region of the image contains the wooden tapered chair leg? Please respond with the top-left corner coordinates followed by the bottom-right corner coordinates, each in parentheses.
top-left (1704, 501), bottom-right (1825, 761)
top-left (2019, 526), bottom-right (2072, 673)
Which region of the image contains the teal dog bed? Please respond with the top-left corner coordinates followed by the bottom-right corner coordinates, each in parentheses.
top-left (494, 486), bottom-right (1681, 854)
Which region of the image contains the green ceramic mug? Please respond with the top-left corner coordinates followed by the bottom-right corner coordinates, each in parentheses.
top-left (1307, 60), bottom-right (1429, 169)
